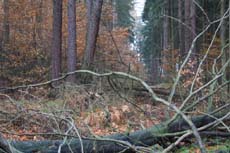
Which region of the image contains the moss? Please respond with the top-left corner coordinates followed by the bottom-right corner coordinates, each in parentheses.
top-left (176, 139), bottom-right (230, 153)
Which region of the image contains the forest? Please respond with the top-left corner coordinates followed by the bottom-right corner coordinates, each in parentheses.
top-left (0, 0), bottom-right (229, 152)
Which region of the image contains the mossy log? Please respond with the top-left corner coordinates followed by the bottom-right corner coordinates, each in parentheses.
top-left (1, 113), bottom-right (229, 153)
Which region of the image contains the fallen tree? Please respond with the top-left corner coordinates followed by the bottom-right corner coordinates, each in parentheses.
top-left (0, 110), bottom-right (229, 153)
top-left (0, 69), bottom-right (229, 153)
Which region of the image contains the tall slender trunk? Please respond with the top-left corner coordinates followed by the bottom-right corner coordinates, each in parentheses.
top-left (107, 0), bottom-right (114, 30)
top-left (36, 0), bottom-right (43, 40)
top-left (86, 0), bottom-right (93, 20)
top-left (163, 1), bottom-right (169, 52)
top-left (83, 0), bottom-right (93, 69)
top-left (184, 0), bottom-right (191, 54)
top-left (3, 0), bottom-right (10, 45)
top-left (112, 0), bottom-right (117, 28)
top-left (228, 0), bottom-right (230, 92)
top-left (169, 0), bottom-right (175, 71)
top-left (1, 0), bottom-right (10, 87)
top-left (150, 56), bottom-right (159, 84)
top-left (178, 0), bottom-right (185, 59)
top-left (82, 0), bottom-right (103, 69)
top-left (67, 0), bottom-right (77, 82)
top-left (162, 0), bottom-right (169, 76)
top-left (221, 0), bottom-right (226, 67)
top-left (154, 58), bottom-right (160, 84)
top-left (51, 0), bottom-right (63, 81)
top-left (220, 0), bottom-right (227, 98)
top-left (184, 0), bottom-right (196, 56)
top-left (191, 1), bottom-right (196, 52)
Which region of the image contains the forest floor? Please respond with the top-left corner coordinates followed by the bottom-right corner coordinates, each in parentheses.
top-left (0, 84), bottom-right (229, 152)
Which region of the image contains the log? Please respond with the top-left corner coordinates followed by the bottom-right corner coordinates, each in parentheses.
top-left (0, 134), bottom-right (11, 153)
top-left (6, 113), bottom-right (229, 153)
top-left (133, 87), bottom-right (183, 97)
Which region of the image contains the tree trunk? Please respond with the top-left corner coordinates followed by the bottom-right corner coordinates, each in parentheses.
top-left (163, 2), bottom-right (169, 51)
top-left (228, 0), bottom-right (230, 92)
top-left (51, 0), bottom-right (63, 81)
top-left (151, 57), bottom-right (160, 84)
top-left (3, 0), bottom-right (10, 45)
top-left (36, 0), bottom-right (43, 40)
top-left (191, 1), bottom-right (196, 52)
top-left (7, 113), bottom-right (230, 153)
top-left (67, 0), bottom-right (77, 83)
top-left (0, 134), bottom-right (11, 153)
top-left (162, 0), bottom-right (169, 76)
top-left (184, 0), bottom-right (190, 54)
top-left (184, 0), bottom-right (196, 55)
top-left (82, 0), bottom-right (103, 69)
top-left (178, 0), bottom-right (185, 59)
top-left (0, 0), bottom-right (10, 88)
top-left (220, 0), bottom-right (227, 99)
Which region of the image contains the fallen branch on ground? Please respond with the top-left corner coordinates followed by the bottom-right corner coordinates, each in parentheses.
top-left (0, 112), bottom-right (228, 153)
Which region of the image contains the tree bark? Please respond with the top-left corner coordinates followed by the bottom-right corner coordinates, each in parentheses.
top-left (3, 0), bottom-right (10, 45)
top-left (8, 113), bottom-right (229, 153)
top-left (184, 0), bottom-right (190, 54)
top-left (0, 0), bottom-right (10, 88)
top-left (36, 0), bottom-right (43, 40)
top-left (220, 0), bottom-right (227, 99)
top-left (67, 0), bottom-right (77, 83)
top-left (178, 0), bottom-right (184, 62)
top-left (162, 0), bottom-right (169, 76)
top-left (0, 134), bottom-right (11, 153)
top-left (184, 0), bottom-right (196, 55)
top-left (150, 56), bottom-right (160, 84)
top-left (82, 0), bottom-right (103, 69)
top-left (228, 0), bottom-right (230, 92)
top-left (191, 1), bottom-right (196, 52)
top-left (51, 0), bottom-right (63, 81)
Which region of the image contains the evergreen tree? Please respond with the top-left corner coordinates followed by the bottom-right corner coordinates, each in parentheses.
top-left (115, 0), bottom-right (134, 42)
top-left (141, 0), bottom-right (164, 82)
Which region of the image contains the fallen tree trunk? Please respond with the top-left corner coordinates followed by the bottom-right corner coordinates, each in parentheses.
top-left (123, 86), bottom-right (185, 98)
top-left (0, 134), bottom-right (12, 153)
top-left (3, 112), bottom-right (228, 153)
